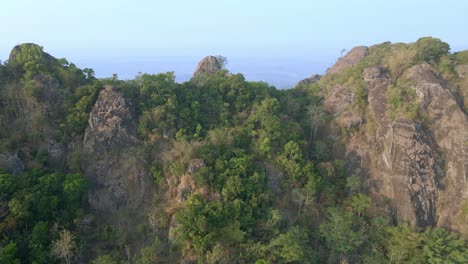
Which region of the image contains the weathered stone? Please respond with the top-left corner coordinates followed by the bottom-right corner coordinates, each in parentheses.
top-left (83, 85), bottom-right (137, 153)
top-left (339, 65), bottom-right (447, 228)
top-left (326, 46), bottom-right (369, 75)
top-left (0, 153), bottom-right (24, 175)
top-left (83, 85), bottom-right (153, 213)
top-left (363, 66), bottom-right (382, 81)
top-left (403, 64), bottom-right (468, 231)
top-left (324, 85), bottom-right (356, 113)
top-left (456, 64), bottom-right (468, 78)
top-left (187, 158), bottom-right (205, 174)
top-left (193, 56), bottom-right (221, 77)
top-left (295, 74), bottom-right (321, 87)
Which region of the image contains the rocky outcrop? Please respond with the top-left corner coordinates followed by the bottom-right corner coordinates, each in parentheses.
top-left (456, 64), bottom-right (468, 78)
top-left (324, 84), bottom-right (363, 129)
top-left (326, 46), bottom-right (369, 75)
top-left (403, 64), bottom-right (467, 231)
top-left (326, 61), bottom-right (468, 231)
top-left (193, 56), bottom-right (221, 77)
top-left (187, 158), bottom-right (205, 174)
top-left (83, 85), bottom-right (153, 213)
top-left (0, 153), bottom-right (24, 175)
top-left (83, 85), bottom-right (137, 152)
top-left (295, 74), bottom-right (321, 87)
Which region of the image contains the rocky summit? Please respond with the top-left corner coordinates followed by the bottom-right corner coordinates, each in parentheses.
top-left (193, 55), bottom-right (222, 77)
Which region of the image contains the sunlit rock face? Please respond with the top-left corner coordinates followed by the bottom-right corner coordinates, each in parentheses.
top-left (193, 56), bottom-right (222, 77)
top-left (324, 47), bottom-right (468, 232)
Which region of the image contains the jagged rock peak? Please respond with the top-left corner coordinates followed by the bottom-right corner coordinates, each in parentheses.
top-left (295, 74), bottom-right (322, 87)
top-left (326, 46), bottom-right (369, 75)
top-left (83, 85), bottom-right (137, 153)
top-left (193, 55), bottom-right (222, 77)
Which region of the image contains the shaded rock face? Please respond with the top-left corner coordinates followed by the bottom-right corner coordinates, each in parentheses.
top-left (295, 74), bottom-right (321, 87)
top-left (326, 62), bottom-right (467, 231)
top-left (403, 64), bottom-right (468, 231)
top-left (379, 120), bottom-right (439, 226)
top-left (83, 85), bottom-right (153, 213)
top-left (324, 84), bottom-right (363, 129)
top-left (326, 46), bottom-right (369, 75)
top-left (193, 56), bottom-right (221, 77)
top-left (456, 64), bottom-right (468, 78)
top-left (0, 153), bottom-right (24, 175)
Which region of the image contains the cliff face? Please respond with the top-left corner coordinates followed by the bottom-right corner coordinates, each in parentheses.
top-left (82, 85), bottom-right (154, 214)
top-left (323, 46), bottom-right (468, 233)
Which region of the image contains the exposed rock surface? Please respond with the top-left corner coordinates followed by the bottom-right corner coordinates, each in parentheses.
top-left (326, 46), bottom-right (369, 75)
top-left (83, 85), bottom-right (153, 213)
top-left (193, 56), bottom-right (221, 77)
top-left (346, 65), bottom-right (438, 226)
top-left (187, 158), bottom-right (205, 174)
top-left (456, 64), bottom-right (468, 78)
top-left (403, 64), bottom-right (467, 231)
top-left (325, 61), bottom-right (468, 232)
top-left (324, 84), bottom-right (363, 129)
top-left (295, 74), bottom-right (321, 87)
top-left (0, 153), bottom-right (24, 175)
top-left (84, 85), bottom-right (137, 152)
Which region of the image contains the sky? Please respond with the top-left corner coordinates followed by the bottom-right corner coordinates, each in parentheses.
top-left (1, 0), bottom-right (467, 87)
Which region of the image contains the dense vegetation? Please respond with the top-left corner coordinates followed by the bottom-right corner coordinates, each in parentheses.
top-left (0, 39), bottom-right (467, 263)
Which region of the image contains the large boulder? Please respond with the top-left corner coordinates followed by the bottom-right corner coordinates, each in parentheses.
top-left (83, 85), bottom-right (137, 152)
top-left (193, 56), bottom-right (222, 77)
top-left (0, 153), bottom-right (24, 175)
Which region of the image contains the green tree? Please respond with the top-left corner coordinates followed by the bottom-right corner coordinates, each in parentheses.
top-left (385, 224), bottom-right (424, 264)
top-left (415, 37), bottom-right (450, 63)
top-left (0, 172), bottom-right (15, 198)
top-left (306, 105), bottom-right (325, 158)
top-left (422, 228), bottom-right (468, 264)
top-left (92, 255), bottom-right (118, 264)
top-left (267, 226), bottom-right (315, 263)
top-left (320, 207), bottom-right (366, 262)
top-left (0, 243), bottom-right (21, 264)
top-left (348, 193), bottom-right (371, 217)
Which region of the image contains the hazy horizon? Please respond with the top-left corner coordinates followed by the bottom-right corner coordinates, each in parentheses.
top-left (1, 0), bottom-right (467, 87)
top-left (71, 55), bottom-right (333, 88)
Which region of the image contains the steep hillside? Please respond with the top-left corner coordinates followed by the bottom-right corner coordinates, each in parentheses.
top-left (312, 37), bottom-right (467, 235)
top-left (0, 39), bottom-right (467, 264)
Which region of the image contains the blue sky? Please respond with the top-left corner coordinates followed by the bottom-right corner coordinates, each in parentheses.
top-left (0, 0), bottom-right (467, 86)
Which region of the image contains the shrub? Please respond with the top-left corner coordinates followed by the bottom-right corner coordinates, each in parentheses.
top-left (386, 45), bottom-right (417, 80)
top-left (415, 37), bottom-right (450, 64)
top-left (386, 83), bottom-right (420, 120)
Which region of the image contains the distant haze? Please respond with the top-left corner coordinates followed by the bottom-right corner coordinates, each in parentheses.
top-left (1, 0), bottom-right (467, 88)
top-left (72, 56), bottom-right (331, 89)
